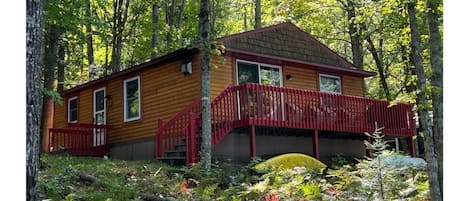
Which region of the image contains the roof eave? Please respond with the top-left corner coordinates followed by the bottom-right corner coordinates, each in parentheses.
top-left (61, 48), bottom-right (198, 96)
top-left (225, 47), bottom-right (376, 77)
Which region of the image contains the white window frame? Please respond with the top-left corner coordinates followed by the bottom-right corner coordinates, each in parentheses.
top-left (68, 96), bottom-right (78, 123)
top-left (319, 74), bottom-right (342, 94)
top-left (235, 59), bottom-right (285, 120)
top-left (235, 59), bottom-right (283, 87)
top-left (93, 87), bottom-right (106, 125)
top-left (123, 76), bottom-right (141, 122)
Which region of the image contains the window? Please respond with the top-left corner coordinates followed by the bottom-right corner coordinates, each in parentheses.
top-left (124, 76), bottom-right (141, 122)
top-left (68, 96), bottom-right (78, 123)
top-left (236, 60), bottom-right (282, 86)
top-left (319, 74), bottom-right (342, 94)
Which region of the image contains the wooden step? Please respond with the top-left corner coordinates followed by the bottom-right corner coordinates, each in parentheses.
top-left (157, 156), bottom-right (186, 166)
top-left (165, 150), bottom-right (186, 157)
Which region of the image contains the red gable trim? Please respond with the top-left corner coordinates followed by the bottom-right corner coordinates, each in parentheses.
top-left (225, 47), bottom-right (375, 77)
top-left (61, 48), bottom-right (197, 96)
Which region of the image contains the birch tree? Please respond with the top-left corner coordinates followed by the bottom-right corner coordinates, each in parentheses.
top-left (408, 2), bottom-right (441, 200)
top-left (199, 0), bottom-right (211, 171)
top-left (426, 0), bottom-right (443, 193)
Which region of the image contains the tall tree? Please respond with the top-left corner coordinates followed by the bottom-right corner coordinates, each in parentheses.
top-left (41, 23), bottom-right (61, 152)
top-left (199, 0), bottom-right (211, 172)
top-left (27, 0), bottom-right (44, 200)
top-left (366, 35), bottom-right (391, 101)
top-left (408, 2), bottom-right (442, 201)
top-left (57, 41), bottom-right (66, 93)
top-left (342, 0), bottom-right (364, 68)
top-left (426, 0), bottom-right (443, 193)
top-left (151, 3), bottom-right (160, 58)
top-left (110, 0), bottom-right (130, 73)
top-left (254, 0), bottom-right (261, 29)
top-left (85, 0), bottom-right (97, 80)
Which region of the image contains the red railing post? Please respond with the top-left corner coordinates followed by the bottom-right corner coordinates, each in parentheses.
top-left (156, 118), bottom-right (163, 158)
top-left (189, 112), bottom-right (197, 164)
top-left (407, 136), bottom-right (415, 157)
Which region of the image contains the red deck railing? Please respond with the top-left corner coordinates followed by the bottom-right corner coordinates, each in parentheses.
top-left (156, 83), bottom-right (416, 164)
top-left (49, 123), bottom-right (111, 156)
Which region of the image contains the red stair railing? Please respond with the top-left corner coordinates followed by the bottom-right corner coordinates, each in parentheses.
top-left (155, 97), bottom-right (202, 158)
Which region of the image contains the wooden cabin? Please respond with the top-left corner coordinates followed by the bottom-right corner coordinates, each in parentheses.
top-left (48, 22), bottom-right (415, 164)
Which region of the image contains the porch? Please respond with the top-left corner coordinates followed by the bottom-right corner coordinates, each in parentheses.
top-left (48, 123), bottom-right (110, 156)
top-left (157, 83), bottom-right (416, 164)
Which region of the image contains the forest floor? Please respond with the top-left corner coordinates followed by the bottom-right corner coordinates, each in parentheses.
top-left (38, 153), bottom-right (429, 201)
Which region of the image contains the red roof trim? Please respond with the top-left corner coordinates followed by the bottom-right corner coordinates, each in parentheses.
top-left (225, 47), bottom-right (375, 77)
top-left (61, 48), bottom-right (197, 96)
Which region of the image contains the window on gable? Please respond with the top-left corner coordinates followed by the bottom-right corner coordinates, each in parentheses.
top-left (319, 74), bottom-right (342, 94)
top-left (124, 76), bottom-right (141, 122)
top-left (68, 97), bottom-right (78, 123)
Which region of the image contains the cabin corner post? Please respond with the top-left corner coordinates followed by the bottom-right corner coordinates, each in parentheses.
top-left (156, 118), bottom-right (163, 158)
top-left (407, 136), bottom-right (415, 157)
top-left (312, 129), bottom-right (320, 159)
top-left (249, 124), bottom-right (256, 159)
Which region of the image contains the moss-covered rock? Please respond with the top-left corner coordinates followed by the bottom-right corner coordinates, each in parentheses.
top-left (253, 153), bottom-right (327, 172)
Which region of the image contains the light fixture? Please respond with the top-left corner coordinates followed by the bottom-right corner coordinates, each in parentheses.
top-left (181, 60), bottom-right (192, 75)
top-left (286, 74), bottom-right (293, 80)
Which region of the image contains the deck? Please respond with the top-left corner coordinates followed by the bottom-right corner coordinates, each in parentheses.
top-left (48, 123), bottom-right (110, 156)
top-left (156, 83), bottom-right (416, 164)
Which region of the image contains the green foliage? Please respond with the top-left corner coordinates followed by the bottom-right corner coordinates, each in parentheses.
top-left (39, 153), bottom-right (429, 200)
top-left (42, 87), bottom-right (63, 105)
top-left (329, 153), bottom-right (350, 169)
top-left (324, 127), bottom-right (430, 200)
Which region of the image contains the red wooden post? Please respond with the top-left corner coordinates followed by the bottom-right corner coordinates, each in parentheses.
top-left (313, 129), bottom-right (319, 159)
top-left (48, 129), bottom-right (52, 152)
top-left (366, 136), bottom-right (372, 157)
top-left (407, 136), bottom-right (415, 157)
top-left (189, 113), bottom-right (197, 163)
top-left (156, 118), bottom-right (163, 158)
top-left (249, 124), bottom-right (256, 158)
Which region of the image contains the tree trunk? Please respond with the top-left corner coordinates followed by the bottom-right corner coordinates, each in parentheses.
top-left (151, 4), bottom-right (159, 59)
top-left (254, 0), bottom-right (261, 29)
top-left (85, 0), bottom-right (96, 80)
top-left (199, 0), bottom-right (211, 172)
top-left (41, 24), bottom-right (60, 153)
top-left (426, 0), bottom-right (443, 194)
top-left (57, 41), bottom-right (66, 93)
top-left (345, 0), bottom-right (363, 68)
top-left (176, 0), bottom-right (186, 29)
top-left (366, 35), bottom-right (391, 101)
top-left (110, 0), bottom-right (130, 73)
top-left (27, 0), bottom-right (44, 200)
top-left (408, 3), bottom-right (442, 201)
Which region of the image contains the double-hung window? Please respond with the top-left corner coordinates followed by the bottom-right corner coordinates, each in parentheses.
top-left (68, 97), bottom-right (78, 123)
top-left (319, 74), bottom-right (342, 94)
top-left (124, 76), bottom-right (141, 122)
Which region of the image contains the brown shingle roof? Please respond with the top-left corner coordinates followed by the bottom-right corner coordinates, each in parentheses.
top-left (218, 22), bottom-right (356, 69)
